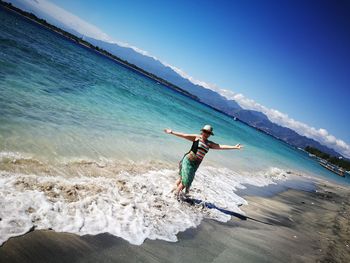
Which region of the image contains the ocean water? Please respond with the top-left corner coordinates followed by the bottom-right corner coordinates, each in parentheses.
top-left (0, 8), bottom-right (348, 246)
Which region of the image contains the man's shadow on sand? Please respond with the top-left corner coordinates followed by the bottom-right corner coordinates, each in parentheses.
top-left (183, 197), bottom-right (273, 226)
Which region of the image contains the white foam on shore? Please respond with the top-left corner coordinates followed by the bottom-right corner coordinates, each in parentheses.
top-left (0, 151), bottom-right (32, 161)
top-left (0, 165), bottom-right (288, 246)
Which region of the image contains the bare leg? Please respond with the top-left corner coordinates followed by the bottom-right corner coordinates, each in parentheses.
top-left (175, 182), bottom-right (185, 197)
top-left (171, 177), bottom-right (182, 193)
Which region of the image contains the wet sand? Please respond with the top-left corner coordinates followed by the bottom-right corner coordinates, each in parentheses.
top-left (0, 180), bottom-right (349, 263)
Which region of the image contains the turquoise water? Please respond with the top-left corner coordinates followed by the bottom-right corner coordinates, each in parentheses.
top-left (0, 7), bottom-right (349, 246)
top-left (0, 7), bottom-right (347, 183)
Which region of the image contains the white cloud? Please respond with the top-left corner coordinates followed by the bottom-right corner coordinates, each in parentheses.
top-left (219, 91), bottom-right (350, 158)
top-left (7, 0), bottom-right (159, 60)
top-left (163, 64), bottom-right (217, 90)
top-left (109, 41), bottom-right (160, 61)
top-left (7, 0), bottom-right (350, 158)
top-left (8, 0), bottom-right (111, 41)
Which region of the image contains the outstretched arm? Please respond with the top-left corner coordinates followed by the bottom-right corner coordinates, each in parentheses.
top-left (209, 142), bottom-right (243, 150)
top-left (164, 128), bottom-right (198, 142)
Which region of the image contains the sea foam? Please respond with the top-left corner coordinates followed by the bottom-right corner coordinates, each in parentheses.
top-left (0, 160), bottom-right (288, 246)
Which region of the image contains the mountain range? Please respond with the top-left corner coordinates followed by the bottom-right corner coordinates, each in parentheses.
top-left (84, 37), bottom-right (341, 157)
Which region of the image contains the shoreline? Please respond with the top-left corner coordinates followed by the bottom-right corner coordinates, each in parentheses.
top-left (1, 179), bottom-right (349, 263)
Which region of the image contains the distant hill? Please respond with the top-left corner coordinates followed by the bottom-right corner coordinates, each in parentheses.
top-left (245, 116), bottom-right (341, 157)
top-left (305, 146), bottom-right (350, 170)
top-left (86, 37), bottom-right (245, 113)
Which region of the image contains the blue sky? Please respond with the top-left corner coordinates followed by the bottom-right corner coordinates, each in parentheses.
top-left (6, 0), bottom-right (350, 156)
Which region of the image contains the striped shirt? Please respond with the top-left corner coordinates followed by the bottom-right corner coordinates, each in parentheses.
top-left (190, 137), bottom-right (210, 161)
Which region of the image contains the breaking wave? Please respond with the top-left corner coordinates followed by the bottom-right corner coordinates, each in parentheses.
top-left (0, 152), bottom-right (290, 246)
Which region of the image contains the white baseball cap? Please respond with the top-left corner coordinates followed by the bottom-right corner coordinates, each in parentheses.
top-left (201, 124), bottom-right (214, 135)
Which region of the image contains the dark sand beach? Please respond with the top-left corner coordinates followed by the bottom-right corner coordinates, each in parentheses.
top-left (1, 180), bottom-right (349, 263)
